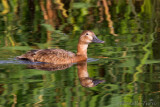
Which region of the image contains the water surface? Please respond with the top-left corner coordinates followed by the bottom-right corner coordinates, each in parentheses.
top-left (0, 0), bottom-right (160, 107)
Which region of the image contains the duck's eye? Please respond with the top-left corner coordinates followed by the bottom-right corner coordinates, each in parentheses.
top-left (86, 33), bottom-right (88, 36)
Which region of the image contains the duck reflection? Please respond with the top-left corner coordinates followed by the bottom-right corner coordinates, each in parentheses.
top-left (28, 62), bottom-right (73, 71)
top-left (77, 61), bottom-right (105, 87)
top-left (27, 61), bottom-right (105, 87)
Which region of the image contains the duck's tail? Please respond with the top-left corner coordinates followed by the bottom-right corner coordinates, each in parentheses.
top-left (16, 50), bottom-right (38, 61)
top-left (16, 55), bottom-right (28, 60)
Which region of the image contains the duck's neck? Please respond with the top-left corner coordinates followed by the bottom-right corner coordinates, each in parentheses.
top-left (76, 42), bottom-right (88, 58)
top-left (77, 61), bottom-right (88, 78)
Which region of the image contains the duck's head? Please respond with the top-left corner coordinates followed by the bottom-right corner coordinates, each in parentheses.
top-left (79, 30), bottom-right (104, 44)
top-left (80, 77), bottom-right (106, 87)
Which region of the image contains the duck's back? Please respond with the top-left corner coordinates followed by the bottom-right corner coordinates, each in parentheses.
top-left (17, 49), bottom-right (76, 64)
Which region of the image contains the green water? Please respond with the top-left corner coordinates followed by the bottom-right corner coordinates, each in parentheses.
top-left (0, 0), bottom-right (160, 107)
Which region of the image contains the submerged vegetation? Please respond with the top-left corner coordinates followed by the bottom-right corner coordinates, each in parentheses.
top-left (0, 0), bottom-right (160, 106)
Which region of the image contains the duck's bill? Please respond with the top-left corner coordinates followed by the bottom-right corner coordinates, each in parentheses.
top-left (92, 35), bottom-right (104, 43)
top-left (93, 79), bottom-right (106, 86)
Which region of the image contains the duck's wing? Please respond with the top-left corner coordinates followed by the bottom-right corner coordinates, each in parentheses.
top-left (17, 49), bottom-right (76, 63)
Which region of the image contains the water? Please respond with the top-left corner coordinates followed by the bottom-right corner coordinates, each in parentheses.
top-left (0, 0), bottom-right (160, 107)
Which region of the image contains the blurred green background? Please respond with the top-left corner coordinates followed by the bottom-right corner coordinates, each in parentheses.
top-left (0, 0), bottom-right (160, 107)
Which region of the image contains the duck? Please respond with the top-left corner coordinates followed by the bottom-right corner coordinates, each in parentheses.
top-left (17, 30), bottom-right (104, 64)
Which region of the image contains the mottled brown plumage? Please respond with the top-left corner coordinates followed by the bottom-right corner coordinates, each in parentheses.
top-left (17, 30), bottom-right (104, 64)
top-left (18, 49), bottom-right (76, 64)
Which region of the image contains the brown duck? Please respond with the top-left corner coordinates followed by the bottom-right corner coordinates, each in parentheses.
top-left (17, 30), bottom-right (104, 64)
